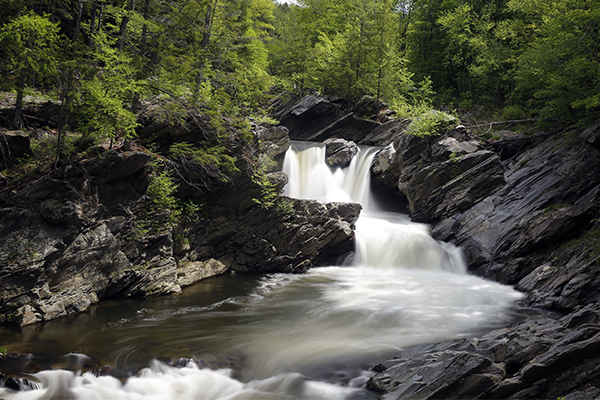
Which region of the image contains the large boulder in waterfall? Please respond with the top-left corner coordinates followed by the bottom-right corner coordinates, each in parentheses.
top-left (310, 113), bottom-right (381, 143)
top-left (432, 137), bottom-right (600, 274)
top-left (279, 95), bottom-right (345, 141)
top-left (324, 138), bottom-right (358, 168)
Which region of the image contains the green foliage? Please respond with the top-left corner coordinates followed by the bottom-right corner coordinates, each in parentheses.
top-left (543, 202), bottom-right (570, 215)
top-left (251, 154), bottom-right (281, 209)
top-left (506, 0), bottom-right (600, 124)
top-left (406, 110), bottom-right (458, 137)
top-left (0, 346), bottom-right (6, 356)
top-left (0, 12), bottom-right (60, 84)
top-left (252, 115), bottom-right (279, 126)
top-left (147, 170), bottom-right (179, 212)
top-left (169, 141), bottom-right (239, 182)
top-left (74, 30), bottom-right (140, 142)
top-left (138, 166), bottom-right (203, 240)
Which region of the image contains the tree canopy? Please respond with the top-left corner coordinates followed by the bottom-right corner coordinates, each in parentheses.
top-left (0, 0), bottom-right (597, 143)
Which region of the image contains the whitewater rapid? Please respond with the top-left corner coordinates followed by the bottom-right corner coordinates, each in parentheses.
top-left (0, 141), bottom-right (524, 400)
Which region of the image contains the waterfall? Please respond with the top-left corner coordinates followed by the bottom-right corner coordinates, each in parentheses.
top-left (0, 141), bottom-right (524, 400)
top-left (282, 141), bottom-right (466, 273)
top-left (283, 141), bottom-right (379, 210)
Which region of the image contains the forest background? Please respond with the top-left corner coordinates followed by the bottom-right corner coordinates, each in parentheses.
top-left (0, 0), bottom-right (598, 156)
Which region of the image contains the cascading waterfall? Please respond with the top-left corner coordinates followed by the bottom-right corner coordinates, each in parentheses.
top-left (283, 141), bottom-right (466, 273)
top-left (0, 141), bottom-right (524, 400)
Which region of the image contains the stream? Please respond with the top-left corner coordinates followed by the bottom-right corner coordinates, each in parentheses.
top-left (0, 142), bottom-right (525, 399)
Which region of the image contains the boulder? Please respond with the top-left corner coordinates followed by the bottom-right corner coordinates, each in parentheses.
top-left (279, 95), bottom-right (345, 141)
top-left (0, 131), bottom-right (31, 167)
top-left (177, 259), bottom-right (228, 287)
top-left (324, 138), bottom-right (358, 168)
top-left (279, 94), bottom-right (381, 143)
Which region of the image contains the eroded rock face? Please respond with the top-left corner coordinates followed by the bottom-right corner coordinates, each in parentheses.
top-left (0, 121), bottom-right (361, 326)
top-left (365, 123), bottom-right (600, 400)
top-left (433, 138), bottom-right (600, 272)
top-left (371, 128), bottom-right (506, 223)
top-left (182, 199), bottom-right (360, 274)
top-left (368, 300), bottom-right (600, 400)
top-left (324, 138), bottom-right (358, 168)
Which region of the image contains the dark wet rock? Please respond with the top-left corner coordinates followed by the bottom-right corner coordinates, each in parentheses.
top-left (0, 373), bottom-right (41, 391)
top-left (279, 94), bottom-right (345, 141)
top-left (369, 301), bottom-right (600, 399)
top-left (256, 125), bottom-right (291, 158)
top-left (580, 120), bottom-right (600, 150)
top-left (433, 138), bottom-right (600, 271)
top-left (0, 131), bottom-right (31, 168)
top-left (359, 119), bottom-right (407, 146)
top-left (311, 113), bottom-right (381, 143)
top-left (183, 199), bottom-right (361, 274)
top-left (372, 130), bottom-right (505, 223)
top-left (364, 120), bottom-right (600, 399)
top-left (324, 138), bottom-right (358, 168)
top-left (278, 94), bottom-right (381, 143)
top-left (403, 150), bottom-right (505, 222)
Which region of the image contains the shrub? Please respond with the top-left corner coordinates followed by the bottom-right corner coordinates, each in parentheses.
top-left (406, 110), bottom-right (458, 137)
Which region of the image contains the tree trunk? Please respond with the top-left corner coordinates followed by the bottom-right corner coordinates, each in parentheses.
top-left (88, 2), bottom-right (98, 48)
top-left (12, 73), bottom-right (26, 129)
top-left (118, 0), bottom-right (136, 52)
top-left (73, 0), bottom-right (84, 42)
top-left (196, 0), bottom-right (218, 92)
top-left (139, 0), bottom-right (151, 56)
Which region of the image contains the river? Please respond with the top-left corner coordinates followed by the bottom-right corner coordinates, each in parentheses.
top-left (0, 142), bottom-right (524, 399)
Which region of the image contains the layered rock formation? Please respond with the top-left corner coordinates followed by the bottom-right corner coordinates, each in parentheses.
top-left (362, 122), bottom-right (600, 398)
top-left (0, 120), bottom-right (360, 326)
top-left (275, 94), bottom-right (600, 399)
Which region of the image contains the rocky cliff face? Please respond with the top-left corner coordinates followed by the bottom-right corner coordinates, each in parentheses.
top-left (363, 123), bottom-right (600, 398)
top-left (0, 120), bottom-right (360, 326)
top-left (275, 94), bottom-right (600, 399)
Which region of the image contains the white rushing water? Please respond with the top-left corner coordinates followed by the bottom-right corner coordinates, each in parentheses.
top-left (0, 141), bottom-right (524, 400)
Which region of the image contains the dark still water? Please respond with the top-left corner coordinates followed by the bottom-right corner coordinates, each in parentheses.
top-left (1, 264), bottom-right (523, 400)
top-left (0, 143), bottom-right (524, 399)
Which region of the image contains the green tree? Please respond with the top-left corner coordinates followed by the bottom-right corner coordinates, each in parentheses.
top-left (0, 12), bottom-right (60, 128)
top-left (507, 0), bottom-right (600, 123)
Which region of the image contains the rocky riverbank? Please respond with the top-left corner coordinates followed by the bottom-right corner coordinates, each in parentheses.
top-left (0, 113), bottom-right (360, 326)
top-left (274, 93), bottom-right (600, 399)
top-left (2, 93), bottom-right (600, 398)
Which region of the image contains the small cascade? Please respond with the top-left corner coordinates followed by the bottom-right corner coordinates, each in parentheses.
top-left (282, 141), bottom-right (466, 273)
top-left (0, 141), bottom-right (524, 400)
top-left (283, 141), bottom-right (379, 209)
